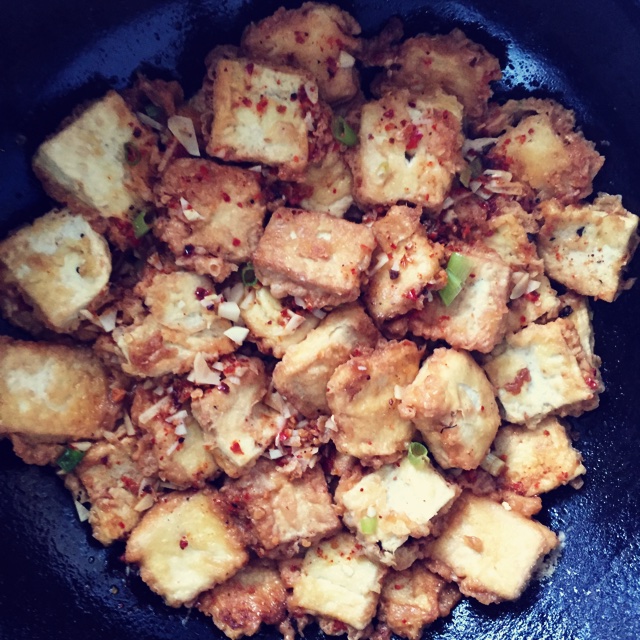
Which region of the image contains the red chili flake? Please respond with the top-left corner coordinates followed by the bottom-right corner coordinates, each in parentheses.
top-left (194, 287), bottom-right (210, 300)
top-left (276, 104), bottom-right (287, 114)
top-left (245, 62), bottom-right (254, 75)
top-left (221, 192), bottom-right (231, 202)
top-left (256, 96), bottom-right (269, 114)
top-left (237, 202), bottom-right (244, 208)
top-left (585, 376), bottom-right (599, 390)
top-left (519, 315), bottom-right (527, 324)
top-left (230, 441), bottom-right (244, 454)
top-left (383, 109), bottom-right (395, 118)
top-left (394, 584), bottom-right (403, 590)
top-left (241, 97), bottom-right (252, 107)
top-left (422, 57), bottom-right (432, 66)
top-left (232, 237), bottom-right (242, 247)
top-left (504, 367), bottom-right (531, 394)
top-left (352, 348), bottom-right (362, 357)
top-left (403, 288), bottom-right (419, 301)
top-left (179, 537), bottom-right (189, 549)
top-left (405, 128), bottom-right (423, 150)
top-left (524, 291), bottom-right (540, 302)
top-left (384, 122), bottom-right (396, 132)
top-left (198, 165), bottom-right (209, 178)
top-left (327, 56), bottom-right (338, 78)
top-left (543, 430), bottom-right (551, 436)
top-left (118, 522), bottom-right (126, 529)
top-left (121, 475), bottom-right (139, 493)
top-left (516, 134), bottom-right (527, 144)
top-left (217, 383), bottom-right (230, 394)
top-left (528, 127), bottom-right (535, 134)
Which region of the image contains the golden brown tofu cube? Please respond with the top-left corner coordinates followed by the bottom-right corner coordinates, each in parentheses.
top-left (0, 337), bottom-right (120, 443)
top-left (207, 58), bottom-right (328, 178)
top-left (537, 195), bottom-right (639, 302)
top-left (125, 489), bottom-right (248, 607)
top-left (288, 532), bottom-right (387, 630)
top-left (272, 304), bottom-right (380, 418)
top-left (365, 205), bottom-right (447, 322)
top-left (482, 318), bottom-right (602, 425)
top-left (371, 29), bottom-right (502, 122)
top-left (493, 417), bottom-right (586, 496)
top-left (241, 2), bottom-right (361, 104)
top-left (32, 91), bottom-right (156, 226)
top-left (348, 90), bottom-right (464, 209)
top-left (427, 492), bottom-right (557, 604)
top-left (197, 560), bottom-right (288, 639)
top-left (485, 99), bottom-right (603, 204)
top-left (0, 208), bottom-right (111, 332)
top-left (379, 565), bottom-right (461, 640)
top-left (153, 159), bottom-right (266, 279)
top-left (253, 207), bottom-right (375, 308)
top-left (327, 340), bottom-right (420, 463)
top-left (399, 348), bottom-right (500, 470)
top-left (222, 458), bottom-right (341, 558)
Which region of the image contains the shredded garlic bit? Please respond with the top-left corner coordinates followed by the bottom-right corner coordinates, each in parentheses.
top-left (167, 115), bottom-right (200, 156)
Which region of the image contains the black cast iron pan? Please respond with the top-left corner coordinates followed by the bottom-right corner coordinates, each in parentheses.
top-left (1, 1), bottom-right (640, 639)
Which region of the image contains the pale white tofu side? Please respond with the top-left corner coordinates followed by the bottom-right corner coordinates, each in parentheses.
top-left (125, 490), bottom-right (248, 607)
top-left (289, 532), bottom-right (387, 630)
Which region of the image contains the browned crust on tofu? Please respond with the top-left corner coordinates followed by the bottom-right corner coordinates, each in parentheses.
top-left (253, 207), bottom-right (375, 308)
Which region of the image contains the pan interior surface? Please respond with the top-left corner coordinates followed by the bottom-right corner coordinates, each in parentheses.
top-left (1, 1), bottom-right (639, 640)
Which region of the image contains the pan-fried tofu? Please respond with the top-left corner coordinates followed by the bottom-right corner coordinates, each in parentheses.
top-left (125, 489), bottom-right (248, 607)
top-left (253, 208), bottom-right (375, 308)
top-left (190, 357), bottom-right (280, 477)
top-left (336, 457), bottom-right (458, 555)
top-left (537, 195), bottom-right (639, 302)
top-left (107, 269), bottom-right (236, 377)
top-left (485, 99), bottom-right (603, 204)
top-left (70, 437), bottom-right (153, 545)
top-left (482, 318), bottom-right (602, 425)
top-left (378, 565), bottom-right (461, 640)
top-left (222, 459), bottom-right (341, 557)
top-left (396, 245), bottom-right (510, 353)
top-left (0, 337), bottom-right (120, 443)
top-left (273, 304), bottom-right (380, 418)
top-left (327, 340), bottom-right (420, 463)
top-left (206, 58), bottom-right (329, 178)
top-left (371, 29), bottom-right (501, 122)
top-left (197, 560), bottom-right (287, 639)
top-left (365, 206), bottom-right (447, 323)
top-left (348, 90), bottom-right (464, 209)
top-left (0, 208), bottom-right (111, 332)
top-left (506, 274), bottom-right (560, 333)
top-left (32, 91), bottom-right (156, 224)
top-left (288, 533), bottom-right (387, 630)
top-left (492, 417), bottom-right (586, 496)
top-left (241, 2), bottom-right (361, 104)
top-left (427, 492), bottom-right (557, 604)
top-left (400, 348), bottom-right (500, 470)
top-left (240, 285), bottom-right (320, 358)
top-left (131, 387), bottom-right (218, 489)
top-left (153, 159), bottom-right (266, 280)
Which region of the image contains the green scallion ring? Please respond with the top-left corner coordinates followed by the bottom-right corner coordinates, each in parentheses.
top-left (241, 262), bottom-right (258, 287)
top-left (360, 516), bottom-right (377, 535)
top-left (132, 210), bottom-right (151, 238)
top-left (439, 252), bottom-right (472, 306)
top-left (57, 447), bottom-right (85, 473)
top-left (331, 116), bottom-right (358, 147)
top-left (407, 441), bottom-right (429, 467)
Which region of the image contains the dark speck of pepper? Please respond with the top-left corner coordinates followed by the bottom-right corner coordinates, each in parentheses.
top-left (559, 305), bottom-right (574, 318)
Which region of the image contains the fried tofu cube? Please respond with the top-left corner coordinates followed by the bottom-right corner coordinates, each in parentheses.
top-left (365, 206), bottom-right (447, 322)
top-left (222, 459), bottom-right (341, 557)
top-left (399, 348), bottom-right (500, 470)
top-left (485, 99), bottom-right (603, 204)
top-left (378, 565), bottom-right (461, 640)
top-left (207, 58), bottom-right (327, 178)
top-left (0, 337), bottom-right (120, 443)
top-left (253, 207), bottom-right (375, 308)
top-left (371, 29), bottom-right (501, 122)
top-left (396, 245), bottom-right (511, 353)
top-left (125, 489), bottom-right (248, 607)
top-left (327, 340), bottom-right (420, 463)
top-left (537, 195), bottom-right (639, 302)
top-left (240, 285), bottom-right (320, 358)
top-left (492, 417), bottom-right (586, 496)
top-left (107, 269), bottom-right (236, 377)
top-left (482, 318), bottom-right (601, 425)
top-left (153, 159), bottom-right (266, 279)
top-left (506, 274), bottom-right (560, 333)
top-left (241, 2), bottom-right (361, 104)
top-left (0, 208), bottom-right (111, 332)
top-left (288, 533), bottom-right (387, 630)
top-left (191, 356), bottom-right (280, 477)
top-left (336, 457), bottom-right (458, 554)
top-left (70, 436), bottom-right (152, 545)
top-left (427, 492), bottom-right (557, 603)
top-left (197, 560), bottom-right (288, 639)
top-left (349, 90), bottom-right (463, 209)
top-left (32, 91), bottom-right (156, 223)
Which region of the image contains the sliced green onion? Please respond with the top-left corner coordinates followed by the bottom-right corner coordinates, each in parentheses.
top-left (57, 447), bottom-right (85, 473)
top-left (332, 116), bottom-right (358, 147)
top-left (241, 262), bottom-right (258, 287)
top-left (124, 141), bottom-right (141, 166)
top-left (132, 211), bottom-right (151, 238)
top-left (408, 441), bottom-right (429, 467)
top-left (360, 516), bottom-right (377, 535)
top-left (144, 103), bottom-right (163, 119)
top-left (439, 252), bottom-right (472, 306)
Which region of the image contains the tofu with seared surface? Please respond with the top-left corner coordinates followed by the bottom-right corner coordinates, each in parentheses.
top-left (253, 207), bottom-right (375, 309)
top-left (0, 208), bottom-right (111, 333)
top-left (125, 489), bottom-right (248, 607)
